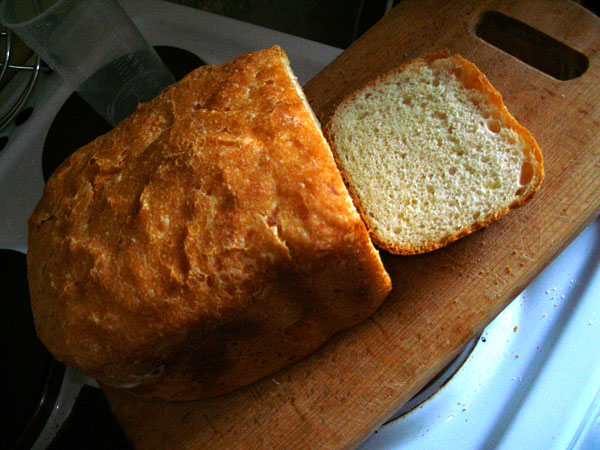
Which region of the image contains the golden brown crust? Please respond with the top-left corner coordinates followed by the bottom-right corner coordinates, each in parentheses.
top-left (27, 47), bottom-right (391, 400)
top-left (324, 52), bottom-right (544, 255)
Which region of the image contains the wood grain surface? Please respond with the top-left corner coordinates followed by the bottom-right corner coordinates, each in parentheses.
top-left (104, 0), bottom-right (600, 448)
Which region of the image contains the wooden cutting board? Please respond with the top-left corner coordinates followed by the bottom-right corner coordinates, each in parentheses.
top-left (104, 0), bottom-right (600, 448)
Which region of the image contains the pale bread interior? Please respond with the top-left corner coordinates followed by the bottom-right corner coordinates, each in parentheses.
top-left (327, 55), bottom-right (542, 254)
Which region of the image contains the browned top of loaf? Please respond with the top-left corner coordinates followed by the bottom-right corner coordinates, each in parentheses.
top-left (27, 46), bottom-right (391, 396)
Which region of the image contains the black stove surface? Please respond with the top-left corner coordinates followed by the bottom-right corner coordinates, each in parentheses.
top-left (1, 249), bottom-right (64, 449)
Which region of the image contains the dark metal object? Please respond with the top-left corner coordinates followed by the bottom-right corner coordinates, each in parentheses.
top-left (0, 28), bottom-right (45, 131)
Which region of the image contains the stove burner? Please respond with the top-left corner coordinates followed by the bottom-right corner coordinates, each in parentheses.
top-left (42, 46), bottom-right (206, 182)
top-left (0, 249), bottom-right (65, 450)
top-left (386, 335), bottom-right (480, 422)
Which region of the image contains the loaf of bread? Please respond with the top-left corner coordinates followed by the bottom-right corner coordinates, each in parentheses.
top-left (325, 52), bottom-right (544, 255)
top-left (27, 46), bottom-right (392, 400)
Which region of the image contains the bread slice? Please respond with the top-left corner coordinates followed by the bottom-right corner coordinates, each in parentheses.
top-left (325, 53), bottom-right (544, 255)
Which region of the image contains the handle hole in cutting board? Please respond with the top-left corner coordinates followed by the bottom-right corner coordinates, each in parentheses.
top-left (475, 11), bottom-right (588, 81)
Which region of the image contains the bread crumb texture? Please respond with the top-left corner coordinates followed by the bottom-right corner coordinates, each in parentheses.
top-left (27, 47), bottom-right (391, 400)
top-left (327, 54), bottom-right (543, 254)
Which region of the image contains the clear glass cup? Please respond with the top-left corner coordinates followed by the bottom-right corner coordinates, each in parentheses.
top-left (0, 0), bottom-right (175, 125)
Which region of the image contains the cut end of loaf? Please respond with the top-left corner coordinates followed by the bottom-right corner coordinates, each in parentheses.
top-left (326, 53), bottom-right (543, 255)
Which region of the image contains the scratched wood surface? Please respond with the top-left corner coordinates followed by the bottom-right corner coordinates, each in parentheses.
top-left (105, 0), bottom-right (600, 448)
